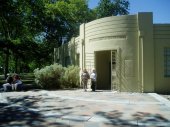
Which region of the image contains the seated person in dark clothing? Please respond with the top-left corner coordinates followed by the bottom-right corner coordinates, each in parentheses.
top-left (2, 76), bottom-right (13, 92)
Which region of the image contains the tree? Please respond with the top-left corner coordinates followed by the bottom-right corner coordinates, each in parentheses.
top-left (0, 0), bottom-right (46, 77)
top-left (0, 0), bottom-right (97, 78)
top-left (44, 0), bottom-right (95, 47)
top-left (96, 0), bottom-right (129, 18)
top-left (0, 0), bottom-right (19, 78)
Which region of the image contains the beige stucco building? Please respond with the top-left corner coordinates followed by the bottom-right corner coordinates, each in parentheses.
top-left (55, 12), bottom-right (170, 93)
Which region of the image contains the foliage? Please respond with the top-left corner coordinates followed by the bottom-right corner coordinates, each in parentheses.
top-left (0, 0), bottom-right (130, 78)
top-left (62, 65), bottom-right (80, 88)
top-left (34, 64), bottom-right (80, 89)
top-left (34, 63), bottom-right (65, 89)
top-left (0, 0), bottom-right (46, 77)
top-left (96, 0), bottom-right (129, 18)
top-left (43, 0), bottom-right (94, 47)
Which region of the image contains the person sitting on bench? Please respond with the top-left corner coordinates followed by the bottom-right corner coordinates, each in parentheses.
top-left (12, 74), bottom-right (23, 91)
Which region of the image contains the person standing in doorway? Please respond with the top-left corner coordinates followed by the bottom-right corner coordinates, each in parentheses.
top-left (90, 69), bottom-right (97, 92)
top-left (81, 69), bottom-right (90, 91)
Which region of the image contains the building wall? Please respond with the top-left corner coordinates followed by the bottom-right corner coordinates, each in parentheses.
top-left (79, 12), bottom-right (157, 92)
top-left (56, 12), bottom-right (170, 93)
top-left (154, 24), bottom-right (170, 94)
top-left (80, 14), bottom-right (141, 92)
top-left (54, 37), bottom-right (80, 67)
top-left (137, 12), bottom-right (155, 92)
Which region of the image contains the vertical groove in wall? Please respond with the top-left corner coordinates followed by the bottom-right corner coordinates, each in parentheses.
top-left (85, 53), bottom-right (94, 72)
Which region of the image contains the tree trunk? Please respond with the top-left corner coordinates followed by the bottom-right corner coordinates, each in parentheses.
top-left (4, 49), bottom-right (9, 79)
top-left (15, 56), bottom-right (18, 73)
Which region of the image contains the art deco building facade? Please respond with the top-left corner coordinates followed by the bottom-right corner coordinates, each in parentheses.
top-left (55, 12), bottom-right (170, 93)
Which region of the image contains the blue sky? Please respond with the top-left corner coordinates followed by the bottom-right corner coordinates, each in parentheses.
top-left (88, 0), bottom-right (170, 23)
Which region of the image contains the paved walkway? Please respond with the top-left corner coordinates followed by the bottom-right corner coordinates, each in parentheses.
top-left (0, 89), bottom-right (170, 127)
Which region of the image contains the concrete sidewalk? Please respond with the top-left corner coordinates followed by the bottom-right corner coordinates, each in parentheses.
top-left (0, 89), bottom-right (170, 127)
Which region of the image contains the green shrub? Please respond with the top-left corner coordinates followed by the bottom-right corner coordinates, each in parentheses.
top-left (34, 63), bottom-right (65, 89)
top-left (62, 65), bottom-right (80, 88)
top-left (34, 64), bottom-right (80, 89)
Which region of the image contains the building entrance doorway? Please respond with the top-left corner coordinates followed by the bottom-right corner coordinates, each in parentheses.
top-left (95, 50), bottom-right (119, 90)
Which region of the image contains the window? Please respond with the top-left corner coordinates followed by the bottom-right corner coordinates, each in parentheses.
top-left (164, 48), bottom-right (170, 77)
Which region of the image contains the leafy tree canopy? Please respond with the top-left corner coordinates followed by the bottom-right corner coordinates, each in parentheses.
top-left (96, 0), bottom-right (129, 18)
top-left (0, 0), bottom-right (130, 76)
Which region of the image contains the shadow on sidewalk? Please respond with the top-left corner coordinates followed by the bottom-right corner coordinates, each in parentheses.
top-left (95, 110), bottom-right (170, 126)
top-left (0, 95), bottom-right (74, 127)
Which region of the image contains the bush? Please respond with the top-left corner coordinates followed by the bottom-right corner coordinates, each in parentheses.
top-left (34, 64), bottom-right (80, 89)
top-left (34, 64), bottom-right (65, 89)
top-left (62, 65), bottom-right (80, 88)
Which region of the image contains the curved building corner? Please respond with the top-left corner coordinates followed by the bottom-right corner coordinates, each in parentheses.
top-left (55, 12), bottom-right (170, 94)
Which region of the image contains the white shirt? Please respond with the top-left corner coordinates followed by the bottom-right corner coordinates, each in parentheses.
top-left (14, 80), bottom-right (22, 85)
top-left (90, 72), bottom-right (96, 81)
